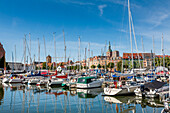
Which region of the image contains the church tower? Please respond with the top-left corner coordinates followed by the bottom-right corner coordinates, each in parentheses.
top-left (106, 41), bottom-right (112, 57)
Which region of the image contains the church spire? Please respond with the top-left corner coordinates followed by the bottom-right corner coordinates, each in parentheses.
top-left (108, 41), bottom-right (112, 52)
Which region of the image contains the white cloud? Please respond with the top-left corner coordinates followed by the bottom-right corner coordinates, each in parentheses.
top-left (56, 0), bottom-right (95, 6)
top-left (69, 1), bottom-right (95, 5)
top-left (147, 12), bottom-right (169, 29)
top-left (102, 0), bottom-right (140, 8)
top-left (98, 4), bottom-right (107, 16)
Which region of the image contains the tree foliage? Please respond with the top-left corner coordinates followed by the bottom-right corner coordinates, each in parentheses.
top-left (91, 65), bottom-right (96, 69)
top-left (42, 62), bottom-right (46, 69)
top-left (107, 62), bottom-right (114, 68)
top-left (97, 64), bottom-right (101, 69)
top-left (117, 61), bottom-right (122, 71)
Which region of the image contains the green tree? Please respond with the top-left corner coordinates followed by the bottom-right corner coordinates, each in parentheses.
top-left (124, 60), bottom-right (129, 69)
top-left (74, 66), bottom-right (77, 70)
top-left (60, 63), bottom-right (63, 66)
top-left (42, 62), bottom-right (46, 69)
top-left (81, 65), bottom-right (83, 69)
top-left (91, 65), bottom-right (96, 69)
top-left (107, 62), bottom-right (114, 68)
top-left (84, 66), bottom-right (89, 69)
top-left (97, 64), bottom-right (101, 69)
top-left (117, 61), bottom-right (122, 71)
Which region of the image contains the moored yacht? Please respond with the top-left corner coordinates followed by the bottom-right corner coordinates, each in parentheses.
top-left (62, 77), bottom-right (77, 88)
top-left (28, 78), bottom-right (40, 85)
top-left (2, 77), bottom-right (9, 83)
top-left (36, 79), bottom-right (48, 86)
top-left (76, 76), bottom-right (103, 89)
top-left (104, 81), bottom-right (139, 96)
top-left (2, 74), bottom-right (11, 83)
top-left (9, 74), bottom-right (22, 83)
top-left (134, 81), bottom-right (167, 98)
top-left (48, 78), bottom-right (63, 86)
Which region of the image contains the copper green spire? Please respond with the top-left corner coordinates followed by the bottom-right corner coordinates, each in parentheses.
top-left (107, 41), bottom-right (112, 52)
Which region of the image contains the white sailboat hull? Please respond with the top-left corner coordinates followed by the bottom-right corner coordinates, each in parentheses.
top-left (28, 79), bottom-right (39, 85)
top-left (104, 86), bottom-right (137, 96)
top-left (48, 79), bottom-right (63, 86)
top-left (9, 78), bottom-right (22, 83)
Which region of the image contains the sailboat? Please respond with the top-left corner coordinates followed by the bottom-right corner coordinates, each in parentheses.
top-left (104, 0), bottom-right (141, 96)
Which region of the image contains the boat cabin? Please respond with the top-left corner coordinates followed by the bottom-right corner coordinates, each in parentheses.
top-left (77, 77), bottom-right (96, 84)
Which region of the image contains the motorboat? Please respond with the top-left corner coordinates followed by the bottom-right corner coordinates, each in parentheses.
top-left (76, 76), bottom-right (103, 89)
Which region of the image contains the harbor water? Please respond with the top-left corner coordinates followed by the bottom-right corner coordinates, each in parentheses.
top-left (0, 84), bottom-right (164, 113)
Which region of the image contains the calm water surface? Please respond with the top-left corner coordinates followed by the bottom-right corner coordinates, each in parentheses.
top-left (0, 83), bottom-right (164, 113)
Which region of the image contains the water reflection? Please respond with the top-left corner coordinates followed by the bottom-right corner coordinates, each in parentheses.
top-left (0, 85), bottom-right (4, 105)
top-left (77, 88), bottom-right (103, 98)
top-left (0, 83), bottom-right (165, 113)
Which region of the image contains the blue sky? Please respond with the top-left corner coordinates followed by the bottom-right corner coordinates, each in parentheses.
top-left (1, 0), bottom-right (170, 62)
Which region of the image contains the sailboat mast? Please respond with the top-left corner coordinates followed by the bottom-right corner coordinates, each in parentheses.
top-left (141, 37), bottom-right (145, 68)
top-left (38, 38), bottom-right (40, 70)
top-left (24, 34), bottom-right (26, 71)
top-left (14, 45), bottom-right (16, 70)
top-left (78, 37), bottom-right (81, 72)
top-left (63, 30), bottom-right (66, 63)
top-left (153, 36), bottom-right (155, 69)
top-left (162, 33), bottom-right (165, 67)
top-left (128, 0), bottom-right (133, 70)
top-left (105, 41), bottom-right (107, 72)
top-left (43, 36), bottom-right (47, 69)
top-left (130, 15), bottom-right (141, 69)
top-left (88, 43), bottom-right (90, 70)
top-left (4, 53), bottom-right (6, 73)
top-left (12, 52), bottom-right (14, 73)
top-left (29, 33), bottom-right (31, 65)
top-left (63, 30), bottom-right (66, 73)
top-left (53, 32), bottom-right (56, 70)
top-left (85, 48), bottom-right (87, 71)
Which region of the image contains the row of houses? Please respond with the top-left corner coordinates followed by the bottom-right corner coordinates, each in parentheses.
top-left (2, 41), bottom-right (170, 71)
